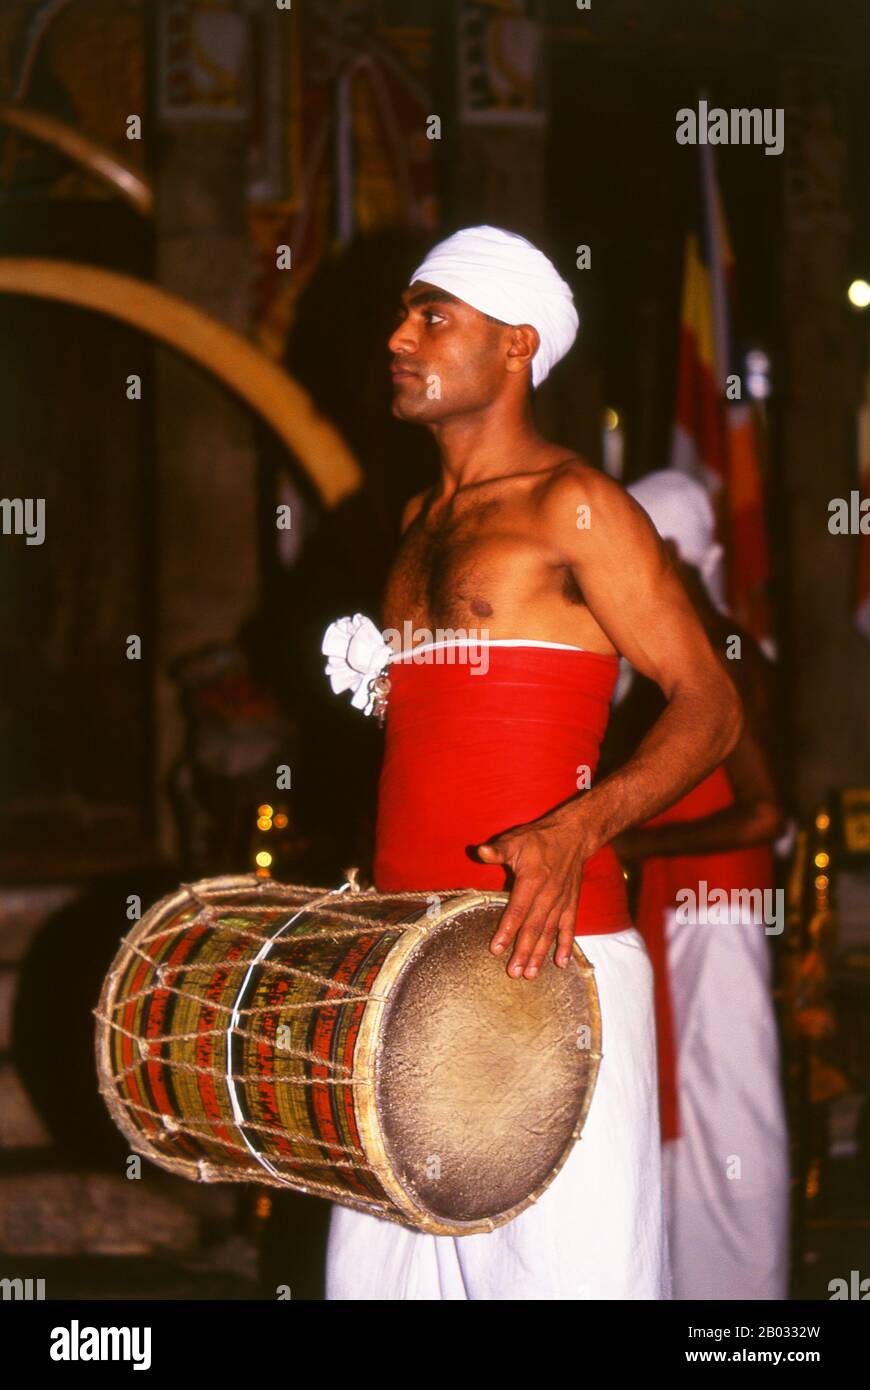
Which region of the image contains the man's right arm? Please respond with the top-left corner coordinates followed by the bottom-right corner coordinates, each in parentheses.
top-left (550, 468), bottom-right (744, 846)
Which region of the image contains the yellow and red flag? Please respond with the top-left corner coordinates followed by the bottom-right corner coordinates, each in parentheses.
top-left (670, 141), bottom-right (773, 645)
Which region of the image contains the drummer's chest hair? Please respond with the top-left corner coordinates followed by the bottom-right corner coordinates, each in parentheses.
top-left (387, 495), bottom-right (502, 625)
top-left (385, 491), bottom-right (589, 626)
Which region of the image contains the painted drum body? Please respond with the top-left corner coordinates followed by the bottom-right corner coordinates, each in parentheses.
top-left (95, 875), bottom-right (602, 1235)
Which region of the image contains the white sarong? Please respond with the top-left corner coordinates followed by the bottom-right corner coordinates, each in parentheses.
top-left (660, 908), bottom-right (790, 1300)
top-left (325, 926), bottom-right (671, 1300)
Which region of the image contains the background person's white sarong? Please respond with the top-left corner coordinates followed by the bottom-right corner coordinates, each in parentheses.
top-left (660, 908), bottom-right (790, 1300)
top-left (325, 926), bottom-right (670, 1300)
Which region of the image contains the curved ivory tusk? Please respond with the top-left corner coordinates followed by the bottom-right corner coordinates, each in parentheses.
top-left (0, 103), bottom-right (154, 215)
top-left (0, 257), bottom-right (362, 507)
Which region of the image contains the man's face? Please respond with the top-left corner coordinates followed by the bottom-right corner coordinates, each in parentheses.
top-left (387, 282), bottom-right (510, 423)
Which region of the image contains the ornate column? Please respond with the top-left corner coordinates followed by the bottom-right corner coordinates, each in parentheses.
top-left (779, 62), bottom-right (870, 809)
top-left (152, 0), bottom-right (259, 855)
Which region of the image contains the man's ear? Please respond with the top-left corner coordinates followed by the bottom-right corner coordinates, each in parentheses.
top-left (505, 323), bottom-right (539, 377)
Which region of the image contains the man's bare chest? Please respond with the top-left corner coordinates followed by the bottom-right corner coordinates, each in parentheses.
top-left (381, 500), bottom-right (585, 631)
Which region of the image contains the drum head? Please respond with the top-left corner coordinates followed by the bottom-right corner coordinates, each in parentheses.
top-left (373, 900), bottom-right (601, 1227)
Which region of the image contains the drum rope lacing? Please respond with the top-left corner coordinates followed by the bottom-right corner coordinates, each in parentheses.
top-left (95, 878), bottom-right (376, 1190)
top-left (96, 874), bottom-right (601, 1228)
top-left (222, 877), bottom-right (368, 1184)
top-left (95, 874), bottom-right (519, 1206)
top-left (97, 875), bottom-right (472, 1192)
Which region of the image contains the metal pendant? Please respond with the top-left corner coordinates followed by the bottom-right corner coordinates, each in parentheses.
top-left (369, 673), bottom-right (392, 727)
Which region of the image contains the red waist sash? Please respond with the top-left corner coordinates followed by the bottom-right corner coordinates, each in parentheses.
top-left (373, 643), bottom-right (631, 934)
top-left (635, 764), bottom-right (774, 1141)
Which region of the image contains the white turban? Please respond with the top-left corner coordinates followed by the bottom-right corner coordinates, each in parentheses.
top-left (628, 469), bottom-right (727, 610)
top-left (409, 224), bottom-right (579, 389)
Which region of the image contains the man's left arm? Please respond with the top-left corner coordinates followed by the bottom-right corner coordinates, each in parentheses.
top-left (479, 469), bottom-right (742, 977)
top-left (613, 669), bottom-right (784, 860)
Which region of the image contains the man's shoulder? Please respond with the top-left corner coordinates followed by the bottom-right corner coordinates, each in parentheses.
top-left (537, 457), bottom-right (634, 529)
top-left (535, 460), bottom-right (665, 568)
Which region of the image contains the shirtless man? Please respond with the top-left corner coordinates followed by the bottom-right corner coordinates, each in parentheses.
top-left (385, 267), bottom-right (740, 981)
top-left (322, 225), bottom-right (741, 1300)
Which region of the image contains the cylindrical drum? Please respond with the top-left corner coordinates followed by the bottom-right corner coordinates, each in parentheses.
top-left (95, 875), bottom-right (602, 1235)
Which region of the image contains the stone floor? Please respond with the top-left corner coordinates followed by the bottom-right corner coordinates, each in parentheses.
top-left (2, 1161), bottom-right (868, 1300)
top-left (1, 884), bottom-right (867, 1302)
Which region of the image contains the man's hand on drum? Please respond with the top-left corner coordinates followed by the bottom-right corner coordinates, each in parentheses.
top-left (476, 807), bottom-right (591, 978)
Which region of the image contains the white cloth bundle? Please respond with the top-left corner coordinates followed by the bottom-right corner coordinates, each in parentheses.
top-left (410, 225), bottom-right (579, 389)
top-left (321, 614), bottom-right (392, 715)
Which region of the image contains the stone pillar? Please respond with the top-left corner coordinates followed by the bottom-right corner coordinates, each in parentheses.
top-left (151, 2), bottom-right (259, 857)
top-left (444, 1), bottom-right (593, 447)
top-left (779, 64), bottom-right (870, 811)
